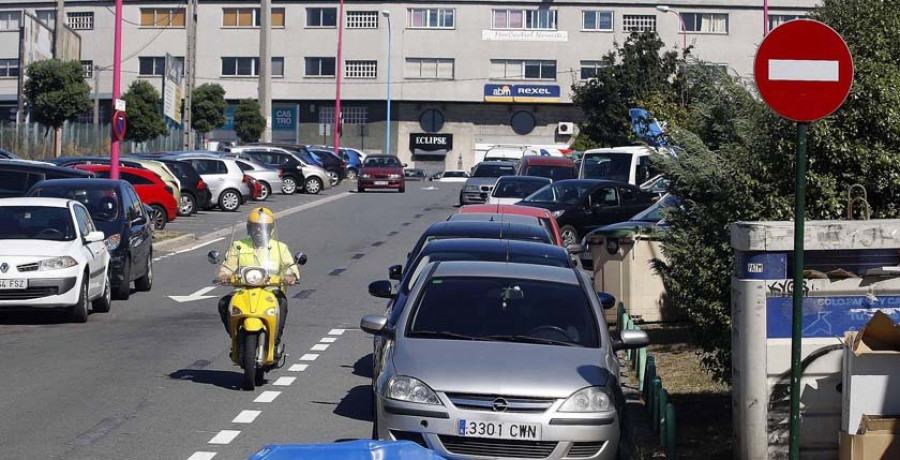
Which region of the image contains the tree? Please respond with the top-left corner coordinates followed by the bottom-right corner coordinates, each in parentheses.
top-left (121, 80), bottom-right (166, 144)
top-left (233, 99), bottom-right (265, 143)
top-left (192, 83), bottom-right (227, 142)
top-left (23, 59), bottom-right (92, 157)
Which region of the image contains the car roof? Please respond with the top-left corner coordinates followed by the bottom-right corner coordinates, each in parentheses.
top-left (0, 159), bottom-right (92, 177)
top-left (496, 175), bottom-right (552, 183)
top-left (0, 197), bottom-right (74, 208)
top-left (520, 156), bottom-right (576, 166)
top-left (583, 146), bottom-right (654, 155)
top-left (75, 164), bottom-right (158, 177)
top-left (31, 178), bottom-right (124, 189)
top-left (431, 260), bottom-right (579, 285)
top-left (475, 161), bottom-right (517, 167)
top-left (423, 221), bottom-right (552, 242)
top-left (447, 213), bottom-right (541, 226)
top-left (550, 178), bottom-right (632, 188)
top-left (421, 238), bottom-right (568, 260)
top-left (459, 204), bottom-right (552, 218)
top-left (365, 154), bottom-right (401, 159)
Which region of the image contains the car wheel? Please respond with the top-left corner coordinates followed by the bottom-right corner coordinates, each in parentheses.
top-left (282, 177), bottom-right (298, 195)
top-left (305, 177), bottom-right (323, 195)
top-left (178, 193), bottom-right (196, 217)
top-left (134, 256), bottom-right (153, 292)
top-left (91, 273), bottom-right (112, 313)
top-left (113, 256), bottom-right (131, 301)
top-left (327, 171), bottom-right (339, 187)
top-left (346, 168), bottom-right (358, 180)
top-left (560, 225), bottom-right (580, 247)
top-left (150, 205), bottom-right (167, 231)
top-left (69, 277), bottom-right (89, 323)
top-left (257, 182), bottom-right (271, 201)
top-left (219, 189), bottom-right (241, 212)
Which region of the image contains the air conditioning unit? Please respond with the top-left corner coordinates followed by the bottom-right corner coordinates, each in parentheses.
top-left (558, 122), bottom-right (575, 135)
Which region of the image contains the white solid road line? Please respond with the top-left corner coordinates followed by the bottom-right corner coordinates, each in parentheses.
top-left (328, 329), bottom-right (346, 336)
top-left (769, 59), bottom-right (840, 82)
top-left (311, 344), bottom-right (329, 351)
top-left (232, 410), bottom-right (262, 424)
top-left (273, 376), bottom-right (296, 386)
top-left (320, 337), bottom-right (337, 343)
top-left (254, 391), bottom-right (281, 403)
top-left (187, 452), bottom-right (217, 460)
top-left (288, 364), bottom-right (309, 372)
top-left (299, 353), bottom-right (319, 361)
top-left (208, 430), bottom-right (241, 445)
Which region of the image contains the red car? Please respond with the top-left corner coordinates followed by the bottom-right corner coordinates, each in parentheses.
top-left (358, 155), bottom-right (405, 193)
top-left (458, 204), bottom-right (564, 247)
top-left (517, 155), bottom-right (577, 182)
top-left (75, 165), bottom-right (177, 231)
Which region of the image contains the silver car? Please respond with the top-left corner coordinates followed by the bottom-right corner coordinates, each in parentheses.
top-left (361, 261), bottom-right (648, 460)
top-left (233, 157), bottom-right (284, 201)
top-left (164, 153), bottom-right (251, 212)
top-left (225, 146), bottom-right (332, 195)
top-left (461, 162), bottom-right (518, 205)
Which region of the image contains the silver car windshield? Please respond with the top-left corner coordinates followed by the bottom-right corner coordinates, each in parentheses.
top-left (407, 277), bottom-right (599, 348)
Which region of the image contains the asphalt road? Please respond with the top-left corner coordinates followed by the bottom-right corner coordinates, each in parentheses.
top-left (0, 181), bottom-right (461, 460)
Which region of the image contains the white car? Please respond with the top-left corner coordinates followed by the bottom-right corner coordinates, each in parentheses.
top-left (438, 170), bottom-right (469, 183)
top-left (0, 198), bottom-right (111, 322)
top-left (488, 175), bottom-right (553, 205)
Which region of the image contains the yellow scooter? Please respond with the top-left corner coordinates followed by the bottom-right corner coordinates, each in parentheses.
top-left (208, 249), bottom-right (306, 390)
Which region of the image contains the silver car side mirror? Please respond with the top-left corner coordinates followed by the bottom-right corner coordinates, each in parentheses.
top-left (360, 314), bottom-right (389, 335)
top-left (207, 250), bottom-right (221, 265)
top-left (613, 329), bottom-right (650, 351)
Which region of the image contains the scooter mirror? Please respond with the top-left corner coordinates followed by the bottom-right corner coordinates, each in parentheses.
top-left (208, 250), bottom-right (222, 265)
top-left (295, 252), bottom-right (308, 265)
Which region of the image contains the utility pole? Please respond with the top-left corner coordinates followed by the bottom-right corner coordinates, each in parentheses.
top-left (93, 65), bottom-right (100, 153)
top-left (110, 0), bottom-right (123, 177)
top-left (183, 0), bottom-right (197, 149)
top-left (258, 0), bottom-right (272, 143)
top-left (54, 0), bottom-right (65, 58)
top-left (333, 0), bottom-right (345, 156)
top-left (382, 10), bottom-right (392, 155)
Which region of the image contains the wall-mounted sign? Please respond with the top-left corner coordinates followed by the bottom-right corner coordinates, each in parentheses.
top-left (223, 104), bottom-right (297, 131)
top-left (410, 133), bottom-right (452, 157)
top-left (482, 30), bottom-right (568, 42)
top-left (484, 84), bottom-right (561, 103)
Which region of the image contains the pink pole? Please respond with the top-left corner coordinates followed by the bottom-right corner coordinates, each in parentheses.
top-left (110, 0), bottom-right (123, 179)
top-left (333, 0), bottom-right (344, 156)
top-left (763, 0), bottom-right (769, 36)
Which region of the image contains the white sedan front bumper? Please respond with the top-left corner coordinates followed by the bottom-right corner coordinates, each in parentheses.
top-left (0, 266), bottom-right (82, 308)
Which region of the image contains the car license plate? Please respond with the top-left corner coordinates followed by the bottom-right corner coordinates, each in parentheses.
top-left (0, 279), bottom-right (28, 290)
top-left (458, 419), bottom-right (541, 441)
top-left (374, 181), bottom-right (389, 186)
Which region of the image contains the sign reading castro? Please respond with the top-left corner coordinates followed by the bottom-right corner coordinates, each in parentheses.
top-left (484, 84), bottom-right (561, 103)
top-left (223, 104), bottom-right (298, 131)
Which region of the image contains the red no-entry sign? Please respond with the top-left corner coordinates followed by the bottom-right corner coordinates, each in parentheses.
top-left (111, 110), bottom-right (127, 141)
top-left (754, 20), bottom-right (853, 122)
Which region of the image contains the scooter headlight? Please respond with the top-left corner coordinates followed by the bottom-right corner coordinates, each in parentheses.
top-left (265, 308), bottom-right (277, 316)
top-left (241, 267), bottom-right (267, 286)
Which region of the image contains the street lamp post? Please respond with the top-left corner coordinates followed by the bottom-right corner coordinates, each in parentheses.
top-left (382, 10), bottom-right (392, 155)
top-left (656, 5), bottom-right (686, 56)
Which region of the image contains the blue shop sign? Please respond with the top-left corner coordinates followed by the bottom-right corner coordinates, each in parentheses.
top-left (766, 295), bottom-right (900, 339)
top-left (222, 104), bottom-right (297, 131)
top-left (484, 84), bottom-right (560, 103)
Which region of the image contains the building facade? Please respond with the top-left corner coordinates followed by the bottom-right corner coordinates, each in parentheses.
top-left (0, 0), bottom-right (816, 170)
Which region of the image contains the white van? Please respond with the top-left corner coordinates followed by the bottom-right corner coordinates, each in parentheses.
top-left (578, 146), bottom-right (659, 185)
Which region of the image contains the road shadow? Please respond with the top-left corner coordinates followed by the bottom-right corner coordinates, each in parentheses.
top-left (341, 353), bottom-right (373, 379)
top-left (333, 385), bottom-right (374, 422)
top-left (0, 309), bottom-right (79, 325)
top-left (168, 368), bottom-right (243, 390)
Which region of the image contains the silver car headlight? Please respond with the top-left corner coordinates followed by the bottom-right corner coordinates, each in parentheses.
top-left (104, 234), bottom-right (121, 251)
top-left (241, 267), bottom-right (267, 286)
top-left (559, 386), bottom-right (613, 413)
top-left (39, 256), bottom-right (79, 271)
top-left (552, 209), bottom-right (566, 218)
top-left (384, 376), bottom-right (442, 405)
top-left (464, 185), bottom-right (480, 192)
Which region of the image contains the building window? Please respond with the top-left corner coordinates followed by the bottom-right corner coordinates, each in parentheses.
top-left (82, 60), bottom-right (93, 78)
top-left (405, 58), bottom-right (454, 79)
top-left (35, 10), bottom-right (55, 29)
top-left (681, 13), bottom-right (728, 33)
top-left (343, 106), bottom-right (368, 124)
top-left (305, 57), bottom-right (336, 77)
top-left (67, 12), bottom-right (94, 30)
top-left (419, 109), bottom-right (445, 133)
top-left (223, 8), bottom-right (285, 28)
top-left (221, 57), bottom-right (284, 77)
top-left (140, 8), bottom-right (186, 28)
top-left (0, 59), bottom-right (19, 78)
top-left (490, 59), bottom-right (556, 81)
top-left (139, 56), bottom-right (183, 76)
top-left (492, 9), bottom-right (557, 30)
top-left (407, 8), bottom-right (454, 29)
top-left (769, 14), bottom-right (804, 30)
top-left (307, 8), bottom-right (337, 27)
top-left (0, 11), bottom-right (22, 31)
top-left (583, 11), bottom-right (613, 31)
top-left (346, 11), bottom-right (378, 29)
top-left (345, 60), bottom-right (377, 79)
top-left (511, 111), bottom-right (536, 135)
top-left (580, 60), bottom-right (608, 80)
top-left (622, 15), bottom-right (656, 32)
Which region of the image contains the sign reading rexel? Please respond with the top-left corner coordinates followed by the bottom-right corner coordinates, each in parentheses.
top-left (754, 20), bottom-right (854, 122)
top-left (484, 85), bottom-right (560, 103)
top-left (410, 133), bottom-right (452, 151)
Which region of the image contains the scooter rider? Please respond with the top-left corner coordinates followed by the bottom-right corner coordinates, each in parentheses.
top-left (217, 207), bottom-right (300, 357)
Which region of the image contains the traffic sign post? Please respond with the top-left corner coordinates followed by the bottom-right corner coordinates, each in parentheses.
top-left (753, 20), bottom-right (853, 459)
top-left (111, 110), bottom-right (127, 142)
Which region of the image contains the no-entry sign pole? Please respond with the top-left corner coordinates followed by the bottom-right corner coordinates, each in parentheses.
top-left (110, 0), bottom-right (123, 179)
top-left (753, 19), bottom-right (853, 459)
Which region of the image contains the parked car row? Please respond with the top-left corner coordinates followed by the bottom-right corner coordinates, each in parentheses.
top-left (359, 195), bottom-right (649, 459)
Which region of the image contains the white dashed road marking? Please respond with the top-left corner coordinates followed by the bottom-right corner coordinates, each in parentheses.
top-left (254, 391), bottom-right (281, 403)
top-left (232, 410), bottom-right (262, 424)
top-left (299, 353), bottom-right (319, 361)
top-left (311, 344), bottom-right (329, 351)
top-left (187, 452), bottom-right (217, 460)
top-left (273, 376), bottom-right (296, 386)
top-left (289, 364), bottom-right (309, 372)
top-left (208, 430), bottom-right (241, 445)
top-left (328, 329), bottom-right (346, 336)
top-left (320, 337), bottom-right (337, 343)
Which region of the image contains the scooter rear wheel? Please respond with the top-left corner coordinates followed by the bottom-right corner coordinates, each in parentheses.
top-left (242, 333), bottom-right (259, 391)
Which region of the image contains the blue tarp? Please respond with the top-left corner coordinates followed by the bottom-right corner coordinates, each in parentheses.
top-left (247, 440), bottom-right (448, 460)
top-left (629, 108), bottom-right (669, 148)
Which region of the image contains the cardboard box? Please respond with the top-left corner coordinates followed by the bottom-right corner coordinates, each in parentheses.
top-left (842, 312), bottom-right (900, 434)
top-left (840, 416), bottom-right (900, 459)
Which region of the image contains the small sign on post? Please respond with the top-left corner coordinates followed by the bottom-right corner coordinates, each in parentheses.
top-left (114, 98), bottom-right (127, 112)
top-left (753, 19), bottom-right (853, 460)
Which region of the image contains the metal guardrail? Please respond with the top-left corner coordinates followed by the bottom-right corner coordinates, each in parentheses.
top-left (618, 303), bottom-right (678, 459)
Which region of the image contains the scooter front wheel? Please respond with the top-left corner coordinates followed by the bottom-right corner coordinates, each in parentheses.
top-left (242, 333), bottom-right (259, 391)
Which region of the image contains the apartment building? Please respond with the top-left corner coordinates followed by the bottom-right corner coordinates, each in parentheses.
top-left (0, 0), bottom-right (816, 169)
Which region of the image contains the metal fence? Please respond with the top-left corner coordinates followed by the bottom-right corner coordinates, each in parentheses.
top-left (0, 121), bottom-right (184, 159)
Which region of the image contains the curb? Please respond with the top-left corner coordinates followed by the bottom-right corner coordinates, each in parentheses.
top-left (153, 233), bottom-right (198, 252)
